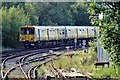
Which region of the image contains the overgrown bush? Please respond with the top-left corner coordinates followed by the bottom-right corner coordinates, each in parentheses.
top-left (92, 67), bottom-right (119, 79)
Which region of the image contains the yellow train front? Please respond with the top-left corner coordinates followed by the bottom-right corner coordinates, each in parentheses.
top-left (19, 26), bottom-right (36, 48)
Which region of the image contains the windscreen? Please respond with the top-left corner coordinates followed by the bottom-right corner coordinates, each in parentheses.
top-left (20, 28), bottom-right (34, 35)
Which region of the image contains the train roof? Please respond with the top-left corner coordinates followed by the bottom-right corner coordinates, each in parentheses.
top-left (65, 26), bottom-right (95, 28)
top-left (33, 26), bottom-right (65, 29)
top-left (20, 26), bottom-right (95, 29)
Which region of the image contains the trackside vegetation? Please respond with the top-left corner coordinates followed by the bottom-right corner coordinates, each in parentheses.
top-left (1, 3), bottom-right (38, 48)
top-left (37, 41), bottom-right (120, 79)
top-left (88, 2), bottom-right (120, 69)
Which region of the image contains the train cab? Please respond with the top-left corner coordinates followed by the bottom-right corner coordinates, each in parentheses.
top-left (19, 26), bottom-right (36, 47)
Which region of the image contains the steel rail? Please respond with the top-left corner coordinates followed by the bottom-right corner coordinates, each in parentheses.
top-left (1, 48), bottom-right (55, 79)
top-left (19, 62), bottom-right (28, 80)
top-left (1, 48), bottom-right (44, 79)
top-left (1, 55), bottom-right (16, 79)
top-left (3, 67), bottom-right (15, 80)
top-left (2, 46), bottom-right (89, 79)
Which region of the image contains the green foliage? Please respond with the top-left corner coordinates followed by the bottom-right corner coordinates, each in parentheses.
top-left (89, 40), bottom-right (97, 53)
top-left (0, 46), bottom-right (13, 51)
top-left (37, 65), bottom-right (45, 76)
top-left (33, 2), bottom-right (74, 26)
top-left (37, 49), bottom-right (120, 79)
top-left (2, 2), bottom-right (25, 9)
top-left (92, 67), bottom-right (119, 79)
top-left (37, 50), bottom-right (96, 76)
top-left (2, 6), bottom-right (30, 48)
top-left (71, 2), bottom-right (91, 26)
top-left (2, 2), bottom-right (38, 25)
top-left (2, 3), bottom-right (38, 48)
top-left (23, 3), bottom-right (38, 25)
top-left (88, 2), bottom-right (120, 66)
top-left (33, 2), bottom-right (91, 26)
top-left (43, 50), bottom-right (97, 75)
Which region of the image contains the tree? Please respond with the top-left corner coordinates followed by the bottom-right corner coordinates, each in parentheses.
top-left (71, 2), bottom-right (91, 26)
top-left (2, 2), bottom-right (38, 48)
top-left (2, 6), bottom-right (30, 48)
top-left (34, 2), bottom-right (91, 26)
top-left (88, 2), bottom-right (120, 66)
top-left (23, 3), bottom-right (38, 25)
top-left (2, 2), bottom-right (38, 25)
top-left (33, 2), bottom-right (74, 26)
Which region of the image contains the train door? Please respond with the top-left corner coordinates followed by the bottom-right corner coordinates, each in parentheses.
top-left (48, 28), bottom-right (57, 40)
top-left (38, 29), bottom-right (40, 41)
top-left (40, 28), bottom-right (48, 41)
top-left (58, 28), bottom-right (65, 40)
top-left (66, 27), bottom-right (77, 39)
top-left (78, 27), bottom-right (87, 38)
top-left (88, 27), bottom-right (95, 38)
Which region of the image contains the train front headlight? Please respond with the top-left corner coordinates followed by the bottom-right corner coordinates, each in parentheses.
top-left (22, 38), bottom-right (25, 41)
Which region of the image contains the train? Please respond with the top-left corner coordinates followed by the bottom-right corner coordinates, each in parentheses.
top-left (19, 26), bottom-right (96, 48)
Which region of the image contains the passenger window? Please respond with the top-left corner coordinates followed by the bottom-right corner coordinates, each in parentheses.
top-left (26, 29), bottom-right (29, 34)
top-left (62, 32), bottom-right (64, 34)
top-left (79, 29), bottom-right (81, 31)
top-left (69, 29), bottom-right (71, 31)
top-left (83, 29), bottom-right (84, 31)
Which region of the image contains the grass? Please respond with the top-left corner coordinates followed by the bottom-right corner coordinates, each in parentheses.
top-left (92, 67), bottom-right (118, 78)
top-left (37, 65), bottom-right (45, 76)
top-left (0, 46), bottom-right (13, 51)
top-left (8, 68), bottom-right (25, 78)
top-left (37, 49), bottom-right (97, 77)
top-left (37, 46), bottom-right (120, 79)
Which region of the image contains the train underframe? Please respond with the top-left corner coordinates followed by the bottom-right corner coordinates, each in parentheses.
top-left (21, 38), bottom-right (94, 48)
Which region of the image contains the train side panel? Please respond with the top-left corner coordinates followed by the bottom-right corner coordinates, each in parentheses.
top-left (40, 29), bottom-right (48, 40)
top-left (66, 27), bottom-right (77, 39)
top-left (58, 27), bottom-right (65, 40)
top-left (48, 28), bottom-right (58, 40)
top-left (77, 27), bottom-right (88, 38)
top-left (34, 27), bottom-right (48, 41)
top-left (88, 27), bottom-right (95, 38)
top-left (34, 27), bottom-right (40, 41)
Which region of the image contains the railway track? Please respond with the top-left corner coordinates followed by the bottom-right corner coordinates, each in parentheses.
top-left (1, 49), bottom-right (40, 79)
top-left (27, 53), bottom-right (62, 80)
top-left (3, 53), bottom-right (60, 80)
top-left (2, 54), bottom-right (50, 79)
top-left (1, 46), bottom-right (89, 80)
top-left (1, 46), bottom-right (67, 79)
